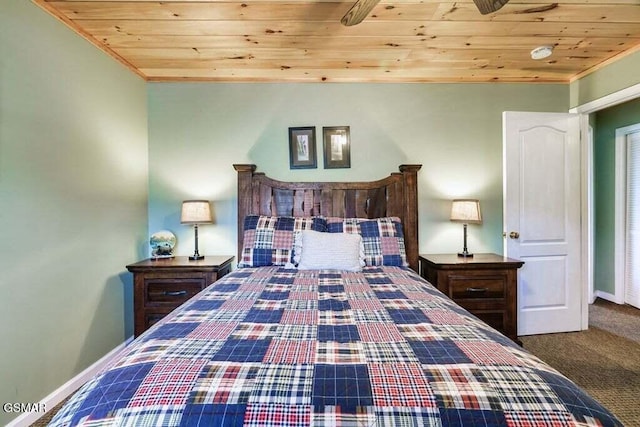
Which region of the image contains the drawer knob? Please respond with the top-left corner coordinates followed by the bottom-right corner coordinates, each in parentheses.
top-left (164, 290), bottom-right (187, 297)
top-left (466, 287), bottom-right (489, 293)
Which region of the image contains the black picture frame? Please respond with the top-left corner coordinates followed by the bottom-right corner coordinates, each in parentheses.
top-left (288, 127), bottom-right (317, 169)
top-left (323, 126), bottom-right (351, 169)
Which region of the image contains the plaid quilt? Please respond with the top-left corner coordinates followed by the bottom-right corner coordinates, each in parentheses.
top-left (49, 267), bottom-right (621, 427)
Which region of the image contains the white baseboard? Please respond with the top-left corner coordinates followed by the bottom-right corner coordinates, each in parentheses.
top-left (6, 336), bottom-right (134, 427)
top-left (593, 290), bottom-right (624, 304)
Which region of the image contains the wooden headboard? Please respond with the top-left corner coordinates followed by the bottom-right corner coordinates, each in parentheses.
top-left (233, 164), bottom-right (422, 272)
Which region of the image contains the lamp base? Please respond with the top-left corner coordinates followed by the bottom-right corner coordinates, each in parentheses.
top-left (458, 251), bottom-right (474, 258)
top-left (189, 254), bottom-right (204, 261)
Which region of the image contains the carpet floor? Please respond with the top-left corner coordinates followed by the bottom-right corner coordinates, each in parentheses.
top-left (522, 327), bottom-right (640, 426)
top-left (31, 299), bottom-right (640, 426)
top-left (521, 299), bottom-right (640, 426)
top-left (590, 298), bottom-right (640, 343)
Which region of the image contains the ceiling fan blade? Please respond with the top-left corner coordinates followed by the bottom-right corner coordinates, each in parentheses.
top-left (341, 0), bottom-right (381, 26)
top-left (472, 0), bottom-right (510, 15)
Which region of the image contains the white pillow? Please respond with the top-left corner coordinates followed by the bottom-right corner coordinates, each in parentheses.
top-left (297, 230), bottom-right (365, 272)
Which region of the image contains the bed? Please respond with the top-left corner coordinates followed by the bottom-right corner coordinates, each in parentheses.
top-left (48, 164), bottom-right (621, 427)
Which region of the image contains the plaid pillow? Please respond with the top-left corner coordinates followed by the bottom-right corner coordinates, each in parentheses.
top-left (326, 217), bottom-right (408, 267)
top-left (238, 215), bottom-right (327, 267)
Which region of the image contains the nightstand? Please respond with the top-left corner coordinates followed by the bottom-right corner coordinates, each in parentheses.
top-left (419, 253), bottom-right (524, 344)
top-left (127, 255), bottom-right (234, 336)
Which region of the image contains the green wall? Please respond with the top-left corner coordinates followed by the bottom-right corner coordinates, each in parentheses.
top-left (593, 98), bottom-right (640, 295)
top-left (147, 83), bottom-right (569, 260)
top-left (0, 1), bottom-right (148, 424)
top-left (570, 50), bottom-right (640, 108)
top-left (2, 1), bottom-right (640, 423)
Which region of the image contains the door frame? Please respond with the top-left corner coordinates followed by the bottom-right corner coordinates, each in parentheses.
top-left (570, 82), bottom-right (640, 321)
top-left (614, 123), bottom-right (640, 303)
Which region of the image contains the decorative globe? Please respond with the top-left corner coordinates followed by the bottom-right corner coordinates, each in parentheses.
top-left (150, 230), bottom-right (177, 258)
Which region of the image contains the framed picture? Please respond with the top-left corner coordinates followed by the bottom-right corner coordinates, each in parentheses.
top-left (288, 127), bottom-right (317, 169)
top-left (323, 126), bottom-right (351, 169)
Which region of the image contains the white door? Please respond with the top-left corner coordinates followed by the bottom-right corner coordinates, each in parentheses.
top-left (503, 111), bottom-right (582, 336)
top-left (625, 130), bottom-right (640, 308)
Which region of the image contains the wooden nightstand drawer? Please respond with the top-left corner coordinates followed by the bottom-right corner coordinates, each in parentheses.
top-left (473, 311), bottom-right (506, 332)
top-left (449, 273), bottom-right (506, 300)
top-left (145, 279), bottom-right (204, 306)
top-left (145, 311), bottom-right (170, 329)
top-left (127, 255), bottom-right (234, 337)
top-left (419, 253), bottom-right (523, 344)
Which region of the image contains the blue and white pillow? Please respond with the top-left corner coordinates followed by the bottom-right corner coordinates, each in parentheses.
top-left (326, 217), bottom-right (408, 267)
top-left (238, 215), bottom-right (327, 267)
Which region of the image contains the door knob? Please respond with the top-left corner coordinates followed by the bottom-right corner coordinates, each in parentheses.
top-left (509, 231), bottom-right (520, 239)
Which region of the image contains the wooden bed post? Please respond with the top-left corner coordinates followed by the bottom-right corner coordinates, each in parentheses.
top-left (399, 164), bottom-right (422, 272)
top-left (233, 164), bottom-right (257, 263)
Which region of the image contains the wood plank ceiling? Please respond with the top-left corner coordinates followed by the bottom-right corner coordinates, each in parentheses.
top-left (33, 0), bottom-right (640, 83)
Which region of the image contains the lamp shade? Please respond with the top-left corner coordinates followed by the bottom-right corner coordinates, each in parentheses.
top-left (450, 199), bottom-right (482, 224)
top-left (180, 200), bottom-right (213, 224)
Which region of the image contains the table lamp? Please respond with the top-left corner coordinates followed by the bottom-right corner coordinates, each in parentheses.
top-left (450, 199), bottom-right (482, 257)
top-left (181, 200), bottom-right (213, 260)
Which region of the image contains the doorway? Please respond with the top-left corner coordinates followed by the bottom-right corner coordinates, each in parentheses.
top-left (571, 82), bottom-right (640, 313)
top-left (615, 124), bottom-right (640, 309)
